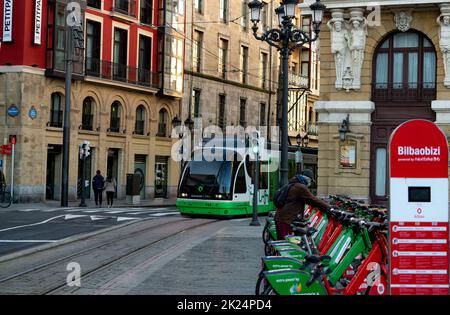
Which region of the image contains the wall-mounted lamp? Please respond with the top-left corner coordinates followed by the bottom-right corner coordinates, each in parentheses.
top-left (339, 114), bottom-right (350, 142)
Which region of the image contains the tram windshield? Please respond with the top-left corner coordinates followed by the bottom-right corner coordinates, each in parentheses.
top-left (179, 159), bottom-right (237, 200)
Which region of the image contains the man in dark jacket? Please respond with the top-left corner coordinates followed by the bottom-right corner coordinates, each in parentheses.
top-left (274, 170), bottom-right (330, 240)
top-left (92, 170), bottom-right (105, 207)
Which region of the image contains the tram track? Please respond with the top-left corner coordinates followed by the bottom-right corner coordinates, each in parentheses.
top-left (0, 217), bottom-right (220, 295)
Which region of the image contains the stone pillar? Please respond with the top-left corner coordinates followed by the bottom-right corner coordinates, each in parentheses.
top-left (315, 101), bottom-right (375, 201)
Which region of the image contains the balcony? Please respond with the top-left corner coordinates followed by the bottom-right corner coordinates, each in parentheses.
top-left (81, 114), bottom-right (94, 131)
top-left (289, 72), bottom-right (309, 88)
top-left (307, 123), bottom-right (318, 136)
top-left (157, 123), bottom-right (167, 137)
top-left (134, 120), bottom-right (145, 135)
top-left (48, 110), bottom-right (63, 128)
top-left (113, 0), bottom-right (136, 17)
top-left (372, 82), bottom-right (436, 102)
top-left (108, 118), bottom-right (121, 133)
top-left (85, 58), bottom-right (161, 90)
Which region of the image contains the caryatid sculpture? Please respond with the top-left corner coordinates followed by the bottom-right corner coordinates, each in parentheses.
top-left (437, 7), bottom-right (450, 87)
top-left (348, 14), bottom-right (367, 90)
top-left (327, 10), bottom-right (348, 90)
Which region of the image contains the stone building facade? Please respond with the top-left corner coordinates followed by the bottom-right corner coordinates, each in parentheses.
top-left (302, 0), bottom-right (450, 203)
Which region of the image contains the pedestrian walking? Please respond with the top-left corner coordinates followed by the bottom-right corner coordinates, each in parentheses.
top-left (104, 174), bottom-right (117, 208)
top-left (0, 169), bottom-right (6, 190)
top-left (92, 170), bottom-right (105, 207)
top-left (274, 170), bottom-right (330, 240)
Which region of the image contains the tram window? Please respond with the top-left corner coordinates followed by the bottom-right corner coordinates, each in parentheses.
top-left (259, 162), bottom-right (268, 189)
top-left (234, 165), bottom-right (247, 193)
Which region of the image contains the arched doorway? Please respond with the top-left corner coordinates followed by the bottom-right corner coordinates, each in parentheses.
top-left (370, 30), bottom-right (437, 205)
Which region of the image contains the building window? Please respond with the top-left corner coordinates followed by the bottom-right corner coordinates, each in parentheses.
top-left (54, 4), bottom-right (66, 71)
top-left (239, 98), bottom-right (246, 128)
top-left (260, 103), bottom-right (266, 126)
top-left (301, 49), bottom-right (310, 79)
top-left (114, 0), bottom-right (135, 16)
top-left (240, 45), bottom-right (249, 84)
top-left (375, 148), bottom-right (387, 197)
top-left (109, 101), bottom-right (122, 133)
top-left (302, 16), bottom-right (311, 35)
top-left (260, 52), bottom-right (268, 88)
top-left (158, 109), bottom-right (168, 137)
top-left (218, 94), bottom-right (226, 129)
top-left (241, 1), bottom-right (249, 31)
top-left (50, 93), bottom-right (64, 128)
top-left (374, 31), bottom-right (436, 100)
top-left (135, 105), bottom-right (146, 135)
top-left (138, 35), bottom-right (152, 85)
top-left (82, 97), bottom-right (95, 131)
top-left (164, 35), bottom-right (184, 93)
top-left (86, 20), bottom-right (101, 76)
top-left (192, 89), bottom-right (201, 118)
top-left (140, 0), bottom-right (152, 24)
top-left (219, 38), bottom-right (228, 79)
top-left (194, 0), bottom-right (203, 14)
top-left (87, 0), bottom-right (101, 9)
top-left (113, 28), bottom-right (128, 81)
top-left (193, 30), bottom-right (203, 72)
top-left (220, 0), bottom-right (228, 23)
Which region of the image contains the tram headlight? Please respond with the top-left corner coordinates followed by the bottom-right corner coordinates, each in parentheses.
top-left (181, 193), bottom-right (188, 198)
top-left (215, 194), bottom-right (223, 199)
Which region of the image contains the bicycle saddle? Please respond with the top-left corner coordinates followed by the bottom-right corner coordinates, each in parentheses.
top-left (292, 226), bottom-right (317, 237)
top-left (291, 220), bottom-right (308, 228)
top-left (304, 255), bottom-right (331, 264)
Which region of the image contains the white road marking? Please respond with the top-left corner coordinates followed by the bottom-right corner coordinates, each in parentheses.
top-left (64, 214), bottom-right (88, 220)
top-left (149, 213), bottom-right (178, 217)
top-left (90, 215), bottom-right (110, 221)
top-left (0, 240), bottom-right (58, 243)
top-left (18, 209), bottom-right (41, 212)
top-left (105, 210), bottom-right (128, 214)
top-left (0, 215), bottom-right (66, 233)
top-left (116, 217), bottom-right (140, 222)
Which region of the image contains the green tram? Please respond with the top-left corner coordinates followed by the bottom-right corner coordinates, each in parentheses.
top-left (176, 137), bottom-right (317, 217)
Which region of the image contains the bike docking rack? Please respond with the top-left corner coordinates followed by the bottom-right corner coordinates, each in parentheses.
top-left (258, 195), bottom-right (389, 295)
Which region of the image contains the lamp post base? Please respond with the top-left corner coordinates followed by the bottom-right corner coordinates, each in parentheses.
top-left (249, 216), bottom-right (261, 226)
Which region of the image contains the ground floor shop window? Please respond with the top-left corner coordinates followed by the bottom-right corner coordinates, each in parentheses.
top-left (155, 156), bottom-right (168, 198)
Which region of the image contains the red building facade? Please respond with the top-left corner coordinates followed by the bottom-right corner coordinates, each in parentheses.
top-left (0, 0), bottom-right (184, 202)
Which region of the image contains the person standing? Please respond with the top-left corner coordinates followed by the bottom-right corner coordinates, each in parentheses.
top-left (274, 170), bottom-right (330, 240)
top-left (92, 170), bottom-right (105, 207)
top-left (104, 174), bottom-right (117, 208)
top-left (0, 169), bottom-right (6, 190)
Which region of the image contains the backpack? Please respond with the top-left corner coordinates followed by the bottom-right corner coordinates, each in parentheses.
top-left (273, 183), bottom-right (295, 209)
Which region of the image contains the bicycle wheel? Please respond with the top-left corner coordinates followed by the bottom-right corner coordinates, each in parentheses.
top-left (262, 223), bottom-right (271, 244)
top-left (0, 191), bottom-right (12, 208)
top-left (255, 271), bottom-right (276, 295)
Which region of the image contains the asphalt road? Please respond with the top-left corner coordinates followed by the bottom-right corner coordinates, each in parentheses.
top-left (0, 215), bottom-right (265, 295)
top-left (0, 205), bottom-right (179, 257)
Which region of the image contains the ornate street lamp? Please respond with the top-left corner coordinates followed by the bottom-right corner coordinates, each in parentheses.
top-left (249, 0), bottom-right (325, 186)
top-left (339, 114), bottom-right (350, 142)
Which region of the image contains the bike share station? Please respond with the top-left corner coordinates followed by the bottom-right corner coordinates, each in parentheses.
top-left (389, 120), bottom-right (450, 295)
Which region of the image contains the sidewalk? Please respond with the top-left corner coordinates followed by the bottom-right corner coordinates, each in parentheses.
top-left (3, 197), bottom-right (177, 211)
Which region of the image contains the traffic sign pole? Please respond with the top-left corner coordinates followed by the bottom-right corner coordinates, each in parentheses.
top-left (11, 143), bottom-right (14, 203)
top-left (79, 148), bottom-right (87, 207)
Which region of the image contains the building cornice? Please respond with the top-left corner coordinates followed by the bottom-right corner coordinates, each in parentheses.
top-left (300, 0), bottom-right (446, 12)
top-left (0, 66), bottom-right (45, 75)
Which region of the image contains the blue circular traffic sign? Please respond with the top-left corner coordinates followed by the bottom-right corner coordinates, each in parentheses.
top-left (7, 105), bottom-right (19, 117)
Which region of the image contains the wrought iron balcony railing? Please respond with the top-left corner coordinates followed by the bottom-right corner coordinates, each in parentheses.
top-left (81, 114), bottom-right (94, 131)
top-left (48, 110), bottom-right (63, 128)
top-left (289, 72), bottom-right (309, 88)
top-left (372, 82), bottom-right (436, 101)
top-left (85, 58), bottom-right (161, 89)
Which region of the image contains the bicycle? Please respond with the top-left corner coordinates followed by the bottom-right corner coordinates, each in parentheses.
top-left (0, 186), bottom-right (12, 208)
